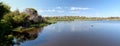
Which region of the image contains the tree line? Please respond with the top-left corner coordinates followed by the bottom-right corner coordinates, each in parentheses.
top-left (45, 16), bottom-right (120, 21)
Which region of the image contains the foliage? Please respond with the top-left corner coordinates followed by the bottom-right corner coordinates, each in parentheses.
top-left (0, 2), bottom-right (53, 46)
top-left (44, 16), bottom-right (120, 21)
top-left (12, 13), bottom-right (29, 24)
top-left (0, 2), bottom-right (10, 19)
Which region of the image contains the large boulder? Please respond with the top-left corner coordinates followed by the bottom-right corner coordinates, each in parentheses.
top-left (24, 8), bottom-right (38, 16)
top-left (24, 8), bottom-right (44, 23)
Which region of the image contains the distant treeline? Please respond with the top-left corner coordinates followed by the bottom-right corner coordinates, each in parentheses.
top-left (44, 16), bottom-right (120, 21)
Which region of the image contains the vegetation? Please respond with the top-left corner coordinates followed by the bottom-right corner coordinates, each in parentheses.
top-left (0, 2), bottom-right (54, 46)
top-left (44, 16), bottom-right (120, 21)
top-left (0, 2), bottom-right (10, 19)
top-left (1, 1), bottom-right (120, 46)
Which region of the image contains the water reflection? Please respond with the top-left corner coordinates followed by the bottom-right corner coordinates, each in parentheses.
top-left (2, 21), bottom-right (120, 46)
top-left (36, 21), bottom-right (120, 46)
top-left (0, 28), bottom-right (43, 46)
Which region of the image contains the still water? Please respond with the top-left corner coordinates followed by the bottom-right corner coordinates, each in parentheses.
top-left (19, 21), bottom-right (120, 46)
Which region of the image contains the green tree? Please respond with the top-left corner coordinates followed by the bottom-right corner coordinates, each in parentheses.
top-left (2, 12), bottom-right (30, 27)
top-left (13, 13), bottom-right (29, 24)
top-left (0, 2), bottom-right (10, 19)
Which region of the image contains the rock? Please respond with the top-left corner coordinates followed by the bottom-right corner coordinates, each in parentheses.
top-left (24, 8), bottom-right (44, 23)
top-left (24, 8), bottom-right (38, 16)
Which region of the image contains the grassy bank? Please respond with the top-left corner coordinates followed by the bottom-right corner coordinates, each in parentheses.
top-left (13, 21), bottom-right (56, 32)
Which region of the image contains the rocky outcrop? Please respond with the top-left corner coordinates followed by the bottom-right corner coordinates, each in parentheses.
top-left (24, 8), bottom-right (44, 23)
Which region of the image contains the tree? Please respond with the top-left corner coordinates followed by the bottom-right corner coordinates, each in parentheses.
top-left (13, 13), bottom-right (29, 24)
top-left (13, 9), bottom-right (20, 15)
top-left (1, 11), bottom-right (30, 28)
top-left (0, 2), bottom-right (10, 19)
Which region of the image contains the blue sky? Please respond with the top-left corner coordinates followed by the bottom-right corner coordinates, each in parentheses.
top-left (1, 0), bottom-right (120, 17)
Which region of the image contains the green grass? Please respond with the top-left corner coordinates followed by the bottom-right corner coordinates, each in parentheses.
top-left (13, 21), bottom-right (56, 32)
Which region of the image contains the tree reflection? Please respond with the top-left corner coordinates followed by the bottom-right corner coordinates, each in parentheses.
top-left (0, 28), bottom-right (43, 46)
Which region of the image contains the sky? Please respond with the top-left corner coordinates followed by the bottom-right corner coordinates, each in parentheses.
top-left (1, 0), bottom-right (120, 17)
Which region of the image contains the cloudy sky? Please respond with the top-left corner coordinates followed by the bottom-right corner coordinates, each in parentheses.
top-left (1, 0), bottom-right (120, 17)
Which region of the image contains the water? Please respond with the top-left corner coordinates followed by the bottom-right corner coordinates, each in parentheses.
top-left (19, 21), bottom-right (120, 46)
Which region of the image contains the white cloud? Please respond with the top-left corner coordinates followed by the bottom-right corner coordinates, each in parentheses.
top-left (38, 9), bottom-right (44, 12)
top-left (56, 6), bottom-right (62, 9)
top-left (69, 11), bottom-right (80, 13)
top-left (69, 7), bottom-right (91, 14)
top-left (46, 9), bottom-right (56, 12)
top-left (57, 10), bottom-right (64, 13)
top-left (70, 7), bottom-right (90, 11)
top-left (38, 8), bottom-right (64, 13)
top-left (38, 7), bottom-right (91, 14)
top-left (38, 9), bottom-right (56, 12)
top-left (42, 15), bottom-right (51, 17)
top-left (45, 9), bottom-right (65, 13)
